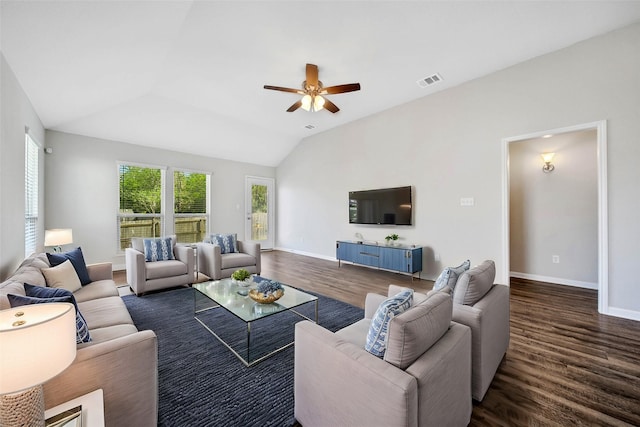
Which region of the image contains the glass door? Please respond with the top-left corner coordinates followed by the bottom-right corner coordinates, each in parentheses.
top-left (245, 176), bottom-right (274, 249)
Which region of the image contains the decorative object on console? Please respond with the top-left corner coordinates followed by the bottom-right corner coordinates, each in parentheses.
top-left (0, 303), bottom-right (76, 427)
top-left (384, 233), bottom-right (399, 245)
top-left (44, 229), bottom-right (73, 253)
top-left (541, 152), bottom-right (555, 173)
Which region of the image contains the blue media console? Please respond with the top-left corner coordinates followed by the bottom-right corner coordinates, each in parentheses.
top-left (336, 240), bottom-right (422, 280)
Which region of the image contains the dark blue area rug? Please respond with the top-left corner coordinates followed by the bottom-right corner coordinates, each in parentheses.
top-left (122, 287), bottom-right (363, 426)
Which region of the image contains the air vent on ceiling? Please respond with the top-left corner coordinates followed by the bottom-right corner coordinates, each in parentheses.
top-left (417, 73), bottom-right (443, 88)
top-left (304, 124), bottom-right (316, 130)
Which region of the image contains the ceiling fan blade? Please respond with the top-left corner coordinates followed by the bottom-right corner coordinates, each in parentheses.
top-left (287, 100), bottom-right (302, 112)
top-left (264, 85), bottom-right (304, 94)
top-left (321, 83), bottom-right (361, 95)
top-left (323, 98), bottom-right (340, 113)
top-left (306, 64), bottom-right (319, 88)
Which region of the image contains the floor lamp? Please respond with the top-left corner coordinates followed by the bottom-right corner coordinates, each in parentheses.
top-left (0, 303), bottom-right (76, 427)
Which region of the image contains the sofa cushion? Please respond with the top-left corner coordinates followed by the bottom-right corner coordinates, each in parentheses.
top-left (384, 291), bottom-right (453, 369)
top-left (78, 296), bottom-right (134, 329)
top-left (433, 259), bottom-right (470, 291)
top-left (365, 289), bottom-right (413, 357)
top-left (221, 253), bottom-right (256, 270)
top-left (73, 280), bottom-right (119, 303)
top-left (8, 292), bottom-right (92, 344)
top-left (47, 247), bottom-right (91, 286)
top-left (145, 259), bottom-right (187, 280)
top-left (78, 324), bottom-right (139, 349)
top-left (453, 260), bottom-right (496, 306)
top-left (143, 237), bottom-right (175, 262)
top-left (208, 233), bottom-right (238, 254)
top-left (42, 260), bottom-right (82, 293)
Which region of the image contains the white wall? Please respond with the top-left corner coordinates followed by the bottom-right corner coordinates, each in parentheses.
top-left (509, 130), bottom-right (597, 288)
top-left (44, 131), bottom-right (275, 269)
top-left (0, 54), bottom-right (46, 280)
top-left (276, 23), bottom-right (640, 318)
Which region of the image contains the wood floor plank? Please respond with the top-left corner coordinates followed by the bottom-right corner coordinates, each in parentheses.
top-left (114, 251), bottom-right (640, 426)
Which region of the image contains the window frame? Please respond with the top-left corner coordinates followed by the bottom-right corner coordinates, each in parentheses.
top-left (172, 168), bottom-right (211, 244)
top-left (25, 131), bottom-right (40, 257)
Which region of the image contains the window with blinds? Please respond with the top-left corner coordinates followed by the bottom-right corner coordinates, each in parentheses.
top-left (174, 170), bottom-right (209, 243)
top-left (25, 134), bottom-right (39, 257)
top-left (118, 164), bottom-right (163, 250)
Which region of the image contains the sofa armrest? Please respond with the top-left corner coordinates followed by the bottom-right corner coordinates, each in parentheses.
top-left (452, 284), bottom-right (510, 400)
top-left (174, 245), bottom-right (195, 283)
top-left (364, 293), bottom-right (386, 319)
top-left (86, 262), bottom-right (113, 282)
top-left (125, 248), bottom-right (146, 295)
top-left (44, 330), bottom-right (158, 427)
top-left (237, 241), bottom-right (261, 274)
top-left (197, 242), bottom-right (222, 280)
top-left (295, 321), bottom-right (418, 427)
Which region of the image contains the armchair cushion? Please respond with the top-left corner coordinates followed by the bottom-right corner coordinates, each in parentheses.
top-left (142, 237), bottom-right (175, 262)
top-left (433, 259), bottom-right (470, 291)
top-left (207, 233), bottom-right (238, 254)
top-left (384, 292), bottom-right (453, 370)
top-left (365, 289), bottom-right (413, 357)
top-left (220, 253), bottom-right (257, 270)
top-left (453, 260), bottom-right (496, 305)
top-left (47, 247), bottom-right (91, 286)
top-left (145, 260), bottom-right (187, 280)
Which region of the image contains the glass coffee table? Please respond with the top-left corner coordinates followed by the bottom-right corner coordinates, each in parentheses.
top-left (193, 277), bottom-right (318, 366)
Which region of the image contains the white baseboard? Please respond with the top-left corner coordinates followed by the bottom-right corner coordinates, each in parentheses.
top-left (273, 247), bottom-right (337, 263)
top-left (602, 306), bottom-right (640, 322)
top-left (510, 271), bottom-right (598, 290)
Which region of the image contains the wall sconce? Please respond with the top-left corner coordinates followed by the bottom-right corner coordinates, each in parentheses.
top-left (541, 152), bottom-right (555, 173)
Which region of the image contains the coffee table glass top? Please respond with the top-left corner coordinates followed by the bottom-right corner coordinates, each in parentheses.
top-left (192, 277), bottom-right (317, 323)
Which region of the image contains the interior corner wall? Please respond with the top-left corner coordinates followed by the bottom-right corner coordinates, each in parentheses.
top-left (276, 22), bottom-right (640, 317)
top-left (509, 130), bottom-right (598, 288)
top-left (44, 130), bottom-right (275, 269)
top-left (0, 53), bottom-right (46, 281)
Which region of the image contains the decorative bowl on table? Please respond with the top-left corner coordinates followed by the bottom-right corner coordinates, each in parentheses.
top-left (248, 279), bottom-right (284, 303)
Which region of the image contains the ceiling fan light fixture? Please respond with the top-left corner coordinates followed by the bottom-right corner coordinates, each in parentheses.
top-left (313, 95), bottom-right (325, 111)
top-left (301, 94), bottom-right (312, 111)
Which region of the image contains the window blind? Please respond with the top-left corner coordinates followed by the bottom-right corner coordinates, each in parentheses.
top-left (25, 134), bottom-right (39, 257)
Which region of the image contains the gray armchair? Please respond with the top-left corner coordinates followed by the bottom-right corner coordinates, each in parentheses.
top-left (125, 235), bottom-right (194, 296)
top-left (196, 240), bottom-right (260, 280)
top-left (295, 287), bottom-right (472, 427)
top-left (450, 260), bottom-right (510, 401)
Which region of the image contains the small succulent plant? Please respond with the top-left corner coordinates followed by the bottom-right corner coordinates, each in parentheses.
top-left (231, 268), bottom-right (251, 281)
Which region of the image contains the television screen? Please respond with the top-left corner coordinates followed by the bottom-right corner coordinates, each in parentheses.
top-left (349, 186), bottom-right (412, 225)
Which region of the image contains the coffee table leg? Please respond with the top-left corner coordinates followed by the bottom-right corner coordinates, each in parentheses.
top-left (247, 321), bottom-right (251, 364)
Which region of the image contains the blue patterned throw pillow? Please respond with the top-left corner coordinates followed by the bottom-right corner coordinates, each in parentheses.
top-left (433, 259), bottom-right (471, 291)
top-left (365, 289), bottom-right (414, 358)
top-left (9, 286), bottom-right (92, 344)
top-left (209, 233), bottom-right (238, 254)
top-left (143, 237), bottom-right (174, 262)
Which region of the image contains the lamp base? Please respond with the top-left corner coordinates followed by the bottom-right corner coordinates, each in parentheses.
top-left (0, 384), bottom-right (45, 427)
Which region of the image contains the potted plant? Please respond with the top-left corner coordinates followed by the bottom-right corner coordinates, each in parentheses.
top-left (232, 268), bottom-right (251, 283)
top-left (385, 233), bottom-right (399, 246)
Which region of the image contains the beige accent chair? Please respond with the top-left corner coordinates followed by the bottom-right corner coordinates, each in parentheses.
top-left (450, 260), bottom-right (510, 401)
top-left (196, 240), bottom-right (261, 280)
top-left (295, 288), bottom-right (472, 427)
top-left (125, 235), bottom-right (194, 296)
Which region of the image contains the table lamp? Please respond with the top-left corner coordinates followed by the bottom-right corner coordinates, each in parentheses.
top-left (0, 303), bottom-right (77, 427)
top-left (44, 229), bottom-right (73, 252)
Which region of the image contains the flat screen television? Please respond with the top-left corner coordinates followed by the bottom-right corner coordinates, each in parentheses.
top-left (349, 186), bottom-right (412, 225)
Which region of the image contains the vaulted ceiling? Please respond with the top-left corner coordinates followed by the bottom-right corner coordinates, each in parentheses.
top-left (3, 1), bottom-right (640, 166)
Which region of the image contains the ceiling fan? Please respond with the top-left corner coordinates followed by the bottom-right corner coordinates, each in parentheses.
top-left (264, 63), bottom-right (361, 113)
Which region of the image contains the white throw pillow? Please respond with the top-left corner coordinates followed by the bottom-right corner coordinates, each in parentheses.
top-left (42, 259), bottom-right (82, 293)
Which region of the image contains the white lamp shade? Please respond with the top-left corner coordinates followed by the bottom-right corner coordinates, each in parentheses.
top-left (300, 94), bottom-right (312, 111)
top-left (44, 229), bottom-right (73, 247)
top-left (541, 152), bottom-right (555, 163)
top-left (313, 95), bottom-right (325, 111)
top-left (0, 303), bottom-right (76, 394)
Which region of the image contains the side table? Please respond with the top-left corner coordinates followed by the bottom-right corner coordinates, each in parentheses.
top-left (45, 389), bottom-right (104, 427)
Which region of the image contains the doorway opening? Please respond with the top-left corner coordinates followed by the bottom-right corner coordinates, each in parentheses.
top-left (501, 121), bottom-right (608, 314)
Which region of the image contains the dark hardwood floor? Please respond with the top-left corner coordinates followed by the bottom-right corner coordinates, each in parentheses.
top-left (115, 250), bottom-right (640, 426)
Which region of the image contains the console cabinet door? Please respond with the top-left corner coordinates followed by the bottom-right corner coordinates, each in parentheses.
top-left (355, 244), bottom-right (380, 267)
top-left (379, 247), bottom-right (408, 272)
